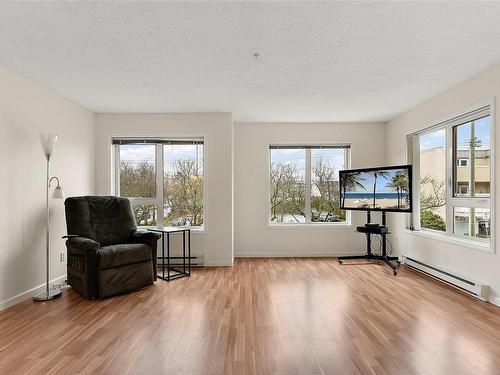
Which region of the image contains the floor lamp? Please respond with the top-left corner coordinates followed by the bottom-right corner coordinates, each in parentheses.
top-left (33, 134), bottom-right (65, 302)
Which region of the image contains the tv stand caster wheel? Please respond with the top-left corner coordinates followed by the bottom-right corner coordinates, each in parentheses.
top-left (393, 270), bottom-right (397, 276)
top-left (338, 260), bottom-right (343, 265)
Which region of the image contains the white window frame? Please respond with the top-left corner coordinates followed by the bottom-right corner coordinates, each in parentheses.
top-left (267, 143), bottom-right (351, 228)
top-left (406, 102), bottom-right (495, 253)
top-left (112, 138), bottom-right (206, 231)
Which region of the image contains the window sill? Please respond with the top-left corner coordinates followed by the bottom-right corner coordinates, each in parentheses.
top-left (268, 223), bottom-right (352, 229)
top-left (191, 228), bottom-right (205, 234)
top-left (404, 229), bottom-right (494, 253)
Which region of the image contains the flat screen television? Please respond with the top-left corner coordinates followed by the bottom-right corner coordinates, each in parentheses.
top-left (339, 165), bottom-right (413, 213)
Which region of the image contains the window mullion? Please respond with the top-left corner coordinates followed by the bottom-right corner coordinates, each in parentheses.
top-left (450, 197), bottom-right (489, 209)
top-left (410, 135), bottom-right (421, 230)
top-left (445, 124), bottom-right (454, 235)
top-left (156, 144), bottom-right (164, 229)
top-left (305, 149), bottom-right (312, 223)
top-left (345, 147), bottom-right (351, 225)
top-left (114, 145), bottom-right (120, 196)
top-left (129, 197), bottom-right (157, 205)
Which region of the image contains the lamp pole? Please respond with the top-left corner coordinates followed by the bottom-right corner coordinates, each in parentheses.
top-left (34, 134), bottom-right (63, 301)
top-left (45, 157), bottom-right (50, 298)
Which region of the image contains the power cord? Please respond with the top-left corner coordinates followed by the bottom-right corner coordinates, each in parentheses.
top-left (372, 234), bottom-right (394, 257)
top-left (369, 234), bottom-right (376, 256)
top-left (387, 237), bottom-right (393, 256)
top-left (367, 234), bottom-right (395, 258)
top-left (376, 234), bottom-right (381, 256)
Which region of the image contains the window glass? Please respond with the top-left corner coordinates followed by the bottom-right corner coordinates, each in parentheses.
top-left (453, 116), bottom-right (491, 197)
top-left (119, 144), bottom-right (156, 198)
top-left (133, 205), bottom-right (157, 227)
top-left (163, 144), bottom-right (204, 227)
top-left (311, 148), bottom-right (346, 222)
top-left (453, 207), bottom-right (491, 240)
top-left (270, 149), bottom-right (306, 223)
top-left (419, 129), bottom-right (446, 231)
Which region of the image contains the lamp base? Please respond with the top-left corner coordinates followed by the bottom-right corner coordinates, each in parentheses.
top-left (33, 288), bottom-right (62, 301)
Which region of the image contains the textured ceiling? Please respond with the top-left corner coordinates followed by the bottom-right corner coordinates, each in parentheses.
top-left (1, 2), bottom-right (500, 122)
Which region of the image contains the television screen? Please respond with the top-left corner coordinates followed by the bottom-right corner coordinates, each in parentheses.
top-left (339, 165), bottom-right (412, 212)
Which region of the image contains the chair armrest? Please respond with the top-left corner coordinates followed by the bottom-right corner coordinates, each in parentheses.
top-left (130, 230), bottom-right (161, 243)
top-left (65, 236), bottom-right (100, 298)
top-left (66, 236), bottom-right (100, 251)
top-left (130, 230), bottom-right (161, 280)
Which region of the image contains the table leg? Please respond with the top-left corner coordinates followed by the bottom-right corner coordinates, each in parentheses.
top-left (188, 229), bottom-right (191, 276)
top-left (183, 230), bottom-right (186, 274)
top-left (167, 232), bottom-right (170, 281)
top-left (162, 232), bottom-right (165, 280)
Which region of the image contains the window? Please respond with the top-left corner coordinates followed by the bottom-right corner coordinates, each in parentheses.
top-left (113, 138), bottom-right (204, 229)
top-left (269, 145), bottom-right (349, 225)
top-left (407, 106), bottom-right (492, 246)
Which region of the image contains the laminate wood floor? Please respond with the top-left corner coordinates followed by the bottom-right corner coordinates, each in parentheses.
top-left (1, 258), bottom-right (499, 375)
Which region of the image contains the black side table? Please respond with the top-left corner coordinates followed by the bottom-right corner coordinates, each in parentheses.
top-left (148, 227), bottom-right (192, 281)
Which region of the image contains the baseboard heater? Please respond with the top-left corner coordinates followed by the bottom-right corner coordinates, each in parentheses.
top-left (404, 257), bottom-right (488, 300)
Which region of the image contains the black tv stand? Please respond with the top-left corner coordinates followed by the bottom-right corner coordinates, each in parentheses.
top-left (338, 211), bottom-right (400, 275)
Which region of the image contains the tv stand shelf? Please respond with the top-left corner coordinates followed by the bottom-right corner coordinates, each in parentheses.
top-left (356, 225), bottom-right (389, 235)
top-left (338, 212), bottom-right (400, 275)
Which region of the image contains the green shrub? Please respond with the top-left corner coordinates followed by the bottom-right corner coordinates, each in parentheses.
top-left (420, 209), bottom-right (446, 231)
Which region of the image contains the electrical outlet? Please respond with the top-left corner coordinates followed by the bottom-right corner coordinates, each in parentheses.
top-left (60, 252), bottom-right (66, 263)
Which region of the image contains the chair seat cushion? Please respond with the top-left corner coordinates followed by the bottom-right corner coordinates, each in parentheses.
top-left (98, 243), bottom-right (152, 270)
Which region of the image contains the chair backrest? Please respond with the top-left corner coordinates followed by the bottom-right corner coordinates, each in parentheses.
top-left (65, 196), bottom-right (137, 245)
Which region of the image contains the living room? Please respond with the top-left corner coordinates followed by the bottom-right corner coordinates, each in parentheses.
top-left (1, 2), bottom-right (499, 374)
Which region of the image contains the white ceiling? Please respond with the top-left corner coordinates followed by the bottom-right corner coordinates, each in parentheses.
top-left (1, 2), bottom-right (500, 122)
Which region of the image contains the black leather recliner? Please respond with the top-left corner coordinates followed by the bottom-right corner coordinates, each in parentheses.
top-left (64, 196), bottom-right (161, 299)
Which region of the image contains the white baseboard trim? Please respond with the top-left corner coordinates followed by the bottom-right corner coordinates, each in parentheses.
top-left (204, 260), bottom-right (234, 266)
top-left (0, 274), bottom-right (67, 312)
top-left (489, 296), bottom-right (500, 307)
top-left (235, 251), bottom-right (367, 258)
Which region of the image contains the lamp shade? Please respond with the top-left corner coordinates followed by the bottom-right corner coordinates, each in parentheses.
top-left (40, 134), bottom-right (58, 160)
top-left (52, 185), bottom-right (65, 199)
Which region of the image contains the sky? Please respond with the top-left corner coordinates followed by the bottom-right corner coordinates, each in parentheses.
top-left (346, 168), bottom-right (407, 193)
top-left (419, 116), bottom-right (490, 151)
top-left (270, 148), bottom-right (345, 179)
top-left (119, 144), bottom-right (203, 173)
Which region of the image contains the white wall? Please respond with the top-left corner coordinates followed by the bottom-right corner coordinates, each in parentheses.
top-left (386, 63), bottom-right (500, 306)
top-left (0, 65), bottom-right (95, 307)
top-left (234, 122), bottom-right (386, 256)
top-left (95, 113), bottom-right (234, 266)
top-left (4, 56), bottom-right (499, 308)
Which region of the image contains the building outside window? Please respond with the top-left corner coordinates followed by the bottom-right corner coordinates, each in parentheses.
top-left (269, 144), bottom-right (350, 225)
top-left (113, 138), bottom-right (204, 229)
